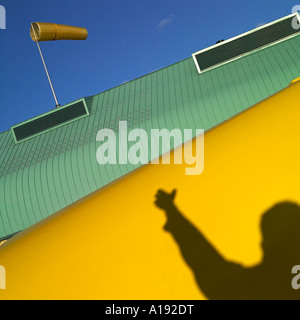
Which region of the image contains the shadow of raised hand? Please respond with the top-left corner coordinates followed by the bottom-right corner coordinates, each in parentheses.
top-left (154, 189), bottom-right (177, 210)
top-left (154, 189), bottom-right (300, 300)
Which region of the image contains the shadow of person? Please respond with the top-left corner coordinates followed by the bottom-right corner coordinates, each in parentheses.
top-left (154, 189), bottom-right (300, 300)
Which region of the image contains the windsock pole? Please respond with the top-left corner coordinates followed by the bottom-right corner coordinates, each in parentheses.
top-left (30, 23), bottom-right (60, 108)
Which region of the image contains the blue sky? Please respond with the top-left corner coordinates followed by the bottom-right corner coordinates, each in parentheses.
top-left (0, 0), bottom-right (298, 132)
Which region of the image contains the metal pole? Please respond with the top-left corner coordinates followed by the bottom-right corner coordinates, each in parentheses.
top-left (31, 23), bottom-right (60, 107)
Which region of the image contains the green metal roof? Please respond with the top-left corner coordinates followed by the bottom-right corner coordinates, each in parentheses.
top-left (0, 30), bottom-right (300, 240)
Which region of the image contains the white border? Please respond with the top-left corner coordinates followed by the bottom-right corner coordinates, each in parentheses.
top-left (192, 12), bottom-right (300, 74)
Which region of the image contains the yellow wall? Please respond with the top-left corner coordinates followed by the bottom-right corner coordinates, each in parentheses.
top-left (0, 80), bottom-right (300, 299)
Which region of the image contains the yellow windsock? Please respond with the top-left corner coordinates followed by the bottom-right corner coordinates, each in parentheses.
top-left (30, 22), bottom-right (88, 42)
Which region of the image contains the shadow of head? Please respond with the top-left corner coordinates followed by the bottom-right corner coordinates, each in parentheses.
top-left (261, 202), bottom-right (300, 262)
